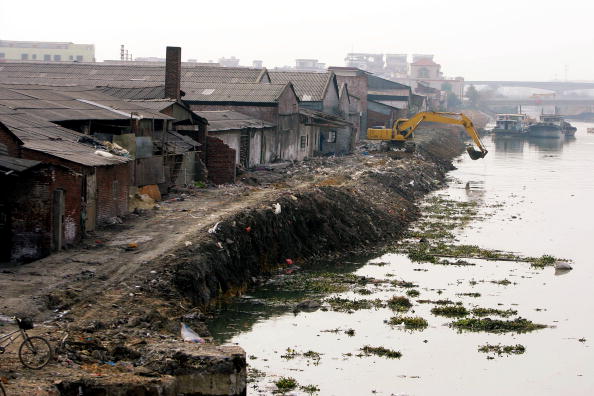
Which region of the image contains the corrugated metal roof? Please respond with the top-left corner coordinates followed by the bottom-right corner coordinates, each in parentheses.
top-left (269, 71), bottom-right (333, 101)
top-left (0, 85), bottom-right (172, 121)
top-left (194, 110), bottom-right (274, 131)
top-left (121, 99), bottom-right (177, 111)
top-left (154, 130), bottom-right (200, 155)
top-left (182, 82), bottom-right (288, 103)
top-left (0, 62), bottom-right (268, 87)
top-left (299, 108), bottom-right (351, 127)
top-left (0, 154), bottom-right (41, 173)
top-left (98, 86), bottom-right (166, 100)
top-left (0, 105), bottom-right (129, 167)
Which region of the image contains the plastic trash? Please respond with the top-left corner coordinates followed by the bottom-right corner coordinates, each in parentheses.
top-left (554, 261), bottom-right (572, 270)
top-left (181, 322), bottom-right (205, 343)
top-left (273, 203), bottom-right (281, 215)
top-left (208, 222), bottom-right (220, 234)
top-left (184, 241), bottom-right (193, 247)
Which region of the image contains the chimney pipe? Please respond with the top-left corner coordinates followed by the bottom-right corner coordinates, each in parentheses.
top-left (165, 46), bottom-right (182, 100)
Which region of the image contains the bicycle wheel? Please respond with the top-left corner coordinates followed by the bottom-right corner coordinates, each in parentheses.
top-left (18, 336), bottom-right (52, 369)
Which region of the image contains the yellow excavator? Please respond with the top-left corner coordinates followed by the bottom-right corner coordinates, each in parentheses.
top-left (367, 111), bottom-right (488, 160)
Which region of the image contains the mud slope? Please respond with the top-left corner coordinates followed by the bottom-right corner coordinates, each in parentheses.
top-left (172, 129), bottom-right (465, 307)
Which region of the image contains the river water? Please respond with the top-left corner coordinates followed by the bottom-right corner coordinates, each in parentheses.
top-left (209, 122), bottom-right (594, 395)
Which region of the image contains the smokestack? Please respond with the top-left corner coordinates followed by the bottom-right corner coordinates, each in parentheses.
top-left (120, 45), bottom-right (125, 61)
top-left (165, 46), bottom-right (182, 100)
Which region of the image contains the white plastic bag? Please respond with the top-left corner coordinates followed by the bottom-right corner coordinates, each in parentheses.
top-left (181, 322), bottom-right (205, 343)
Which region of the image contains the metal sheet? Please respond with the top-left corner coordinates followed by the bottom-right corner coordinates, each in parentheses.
top-left (135, 136), bottom-right (153, 159)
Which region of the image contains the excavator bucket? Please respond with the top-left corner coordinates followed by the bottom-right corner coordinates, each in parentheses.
top-left (466, 146), bottom-right (487, 160)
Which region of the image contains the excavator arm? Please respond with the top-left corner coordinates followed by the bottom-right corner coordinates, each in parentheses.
top-left (368, 111), bottom-right (488, 160)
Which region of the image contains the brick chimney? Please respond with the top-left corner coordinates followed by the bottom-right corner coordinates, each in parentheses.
top-left (165, 46), bottom-right (181, 100)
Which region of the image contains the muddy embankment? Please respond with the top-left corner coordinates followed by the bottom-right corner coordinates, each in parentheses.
top-left (171, 129), bottom-right (465, 308)
top-left (2, 129), bottom-right (466, 396)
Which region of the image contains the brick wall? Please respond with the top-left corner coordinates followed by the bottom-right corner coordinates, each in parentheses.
top-left (2, 165), bottom-right (82, 262)
top-left (206, 137), bottom-right (236, 185)
top-left (96, 163), bottom-right (130, 223)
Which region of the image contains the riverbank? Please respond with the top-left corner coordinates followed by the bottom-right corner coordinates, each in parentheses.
top-left (0, 126), bottom-right (467, 395)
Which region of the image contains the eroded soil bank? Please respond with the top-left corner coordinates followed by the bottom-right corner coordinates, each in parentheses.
top-left (0, 127), bottom-right (466, 395)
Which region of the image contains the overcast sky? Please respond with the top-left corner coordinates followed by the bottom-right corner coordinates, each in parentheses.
top-left (1, 0), bottom-right (593, 81)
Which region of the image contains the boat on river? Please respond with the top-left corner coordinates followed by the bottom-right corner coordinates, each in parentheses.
top-left (527, 114), bottom-right (569, 138)
top-left (491, 114), bottom-right (530, 135)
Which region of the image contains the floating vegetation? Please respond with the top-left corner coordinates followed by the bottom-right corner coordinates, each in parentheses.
top-left (471, 307), bottom-right (518, 318)
top-left (369, 261), bottom-right (389, 266)
top-left (281, 348), bottom-right (322, 364)
top-left (457, 292), bottom-right (481, 298)
top-left (247, 367), bottom-right (266, 383)
top-left (280, 347), bottom-right (299, 360)
top-left (387, 296), bottom-right (413, 312)
top-left (275, 377), bottom-right (298, 393)
top-left (388, 316), bottom-right (428, 330)
top-left (300, 384), bottom-right (321, 395)
top-left (391, 279), bottom-right (418, 288)
top-left (437, 259), bottom-right (475, 266)
top-left (451, 317), bottom-right (546, 333)
top-left (431, 305), bottom-right (469, 317)
top-left (417, 299), bottom-right (462, 305)
top-left (528, 255), bottom-right (557, 268)
top-left (355, 288), bottom-right (372, 295)
top-left (280, 272), bottom-right (365, 294)
top-left (303, 350), bottom-right (322, 363)
top-left (344, 328), bottom-right (356, 336)
top-left (407, 247), bottom-right (438, 263)
top-left (360, 345), bottom-right (402, 359)
top-left (490, 279), bottom-right (513, 286)
top-left (478, 343), bottom-right (526, 355)
top-left (325, 297), bottom-right (385, 312)
top-left (406, 289), bottom-right (420, 297)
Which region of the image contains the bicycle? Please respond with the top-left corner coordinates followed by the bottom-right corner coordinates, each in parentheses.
top-left (0, 317), bottom-right (52, 370)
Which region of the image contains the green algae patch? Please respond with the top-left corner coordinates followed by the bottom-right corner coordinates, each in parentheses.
top-left (457, 292), bottom-right (481, 298)
top-left (451, 317), bottom-right (546, 333)
top-left (300, 384), bottom-right (321, 395)
top-left (391, 279), bottom-right (418, 288)
top-left (471, 307), bottom-right (518, 318)
top-left (388, 316), bottom-right (428, 330)
top-left (275, 377), bottom-right (298, 393)
top-left (407, 247), bottom-right (438, 263)
top-left (417, 299), bottom-right (462, 305)
top-left (325, 297), bottom-right (385, 312)
top-left (528, 254), bottom-right (562, 268)
top-left (360, 345), bottom-right (402, 359)
top-left (406, 289), bottom-right (420, 297)
top-left (431, 305), bottom-right (468, 317)
top-left (478, 343), bottom-right (526, 355)
top-left (387, 296), bottom-right (413, 312)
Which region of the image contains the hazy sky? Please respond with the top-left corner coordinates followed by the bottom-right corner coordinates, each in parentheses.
top-left (2, 0), bottom-right (593, 81)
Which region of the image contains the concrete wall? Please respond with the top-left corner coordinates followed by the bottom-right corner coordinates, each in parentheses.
top-left (331, 68), bottom-right (368, 139)
top-left (322, 80), bottom-right (340, 115)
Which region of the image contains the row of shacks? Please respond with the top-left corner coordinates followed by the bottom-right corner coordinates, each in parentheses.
top-left (0, 46), bottom-right (427, 263)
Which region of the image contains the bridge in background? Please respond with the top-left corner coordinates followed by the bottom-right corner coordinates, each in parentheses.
top-left (466, 81), bottom-right (594, 92)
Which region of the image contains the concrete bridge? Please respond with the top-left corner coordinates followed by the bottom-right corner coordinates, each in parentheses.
top-left (481, 97), bottom-right (594, 106)
top-left (466, 81), bottom-right (594, 93)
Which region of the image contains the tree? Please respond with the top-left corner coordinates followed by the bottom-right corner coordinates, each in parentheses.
top-left (466, 84), bottom-right (480, 108)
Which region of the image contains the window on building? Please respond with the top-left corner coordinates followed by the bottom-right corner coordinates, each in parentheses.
top-left (69, 55), bottom-right (73, 61)
top-left (0, 53), bottom-right (5, 59)
top-left (327, 131), bottom-right (337, 143)
top-left (53, 54), bottom-right (61, 61)
top-left (31, 54), bottom-right (37, 60)
top-left (300, 135), bottom-right (307, 150)
top-left (418, 67), bottom-right (429, 78)
top-left (43, 54), bottom-right (51, 61)
top-left (21, 53), bottom-right (29, 60)
top-left (76, 55), bottom-right (83, 62)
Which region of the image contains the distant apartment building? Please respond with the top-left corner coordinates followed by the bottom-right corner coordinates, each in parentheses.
top-left (0, 40), bottom-right (95, 62)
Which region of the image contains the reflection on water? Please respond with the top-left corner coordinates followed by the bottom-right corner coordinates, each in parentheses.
top-left (209, 122), bottom-right (594, 396)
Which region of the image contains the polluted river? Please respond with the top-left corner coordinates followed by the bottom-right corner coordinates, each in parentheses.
top-left (208, 122), bottom-right (594, 395)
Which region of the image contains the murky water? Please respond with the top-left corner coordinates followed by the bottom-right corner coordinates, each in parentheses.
top-left (209, 123), bottom-right (594, 395)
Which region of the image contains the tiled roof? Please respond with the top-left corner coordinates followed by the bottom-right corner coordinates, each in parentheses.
top-left (0, 154), bottom-right (41, 173)
top-left (0, 85), bottom-right (172, 121)
top-left (181, 82), bottom-right (289, 103)
top-left (269, 71), bottom-right (333, 101)
top-left (0, 106), bottom-right (129, 167)
top-left (0, 62), bottom-right (268, 87)
top-left (194, 110), bottom-right (274, 131)
top-left (299, 108), bottom-right (351, 127)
